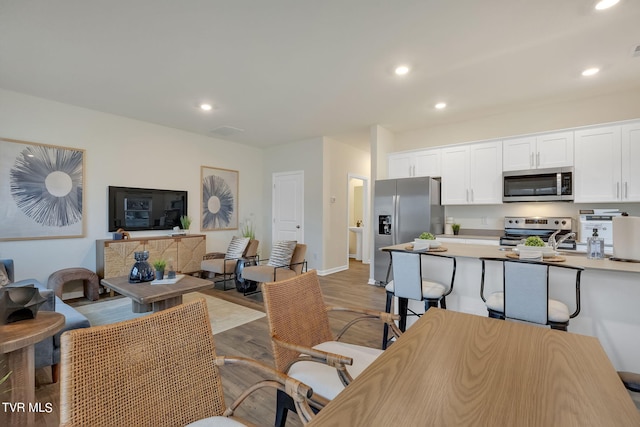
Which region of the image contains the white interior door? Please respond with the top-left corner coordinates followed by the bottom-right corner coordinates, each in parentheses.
top-left (272, 171), bottom-right (304, 243)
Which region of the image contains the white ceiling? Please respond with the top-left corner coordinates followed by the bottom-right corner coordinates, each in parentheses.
top-left (1, 1), bottom-right (639, 149)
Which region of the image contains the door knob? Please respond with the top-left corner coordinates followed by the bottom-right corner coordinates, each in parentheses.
top-left (296, 225), bottom-right (300, 229)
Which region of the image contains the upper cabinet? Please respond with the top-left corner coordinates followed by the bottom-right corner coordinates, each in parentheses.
top-left (442, 141), bottom-right (503, 205)
top-left (388, 148), bottom-right (441, 178)
top-left (574, 124), bottom-right (640, 203)
top-left (621, 122), bottom-right (640, 201)
top-left (503, 131), bottom-right (574, 171)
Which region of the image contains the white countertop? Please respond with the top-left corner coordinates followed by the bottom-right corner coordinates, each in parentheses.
top-left (383, 241), bottom-right (640, 274)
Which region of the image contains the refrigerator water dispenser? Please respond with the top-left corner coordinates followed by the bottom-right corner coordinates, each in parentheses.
top-left (379, 215), bottom-right (392, 235)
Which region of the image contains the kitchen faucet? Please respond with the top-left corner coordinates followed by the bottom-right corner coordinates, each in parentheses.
top-left (548, 229), bottom-right (576, 251)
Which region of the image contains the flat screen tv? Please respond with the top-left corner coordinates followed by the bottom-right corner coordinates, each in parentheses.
top-left (108, 186), bottom-right (188, 232)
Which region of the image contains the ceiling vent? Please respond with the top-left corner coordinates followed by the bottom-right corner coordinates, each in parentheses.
top-left (210, 126), bottom-right (245, 137)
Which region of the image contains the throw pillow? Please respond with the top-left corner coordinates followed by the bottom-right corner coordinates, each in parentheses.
top-left (225, 236), bottom-right (250, 259)
top-left (0, 264), bottom-right (10, 287)
top-left (268, 240), bottom-right (297, 267)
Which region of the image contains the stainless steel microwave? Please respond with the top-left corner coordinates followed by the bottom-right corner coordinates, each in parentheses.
top-left (503, 167), bottom-right (574, 202)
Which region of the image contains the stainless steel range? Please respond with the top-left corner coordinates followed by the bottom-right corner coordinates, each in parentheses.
top-left (500, 216), bottom-right (576, 249)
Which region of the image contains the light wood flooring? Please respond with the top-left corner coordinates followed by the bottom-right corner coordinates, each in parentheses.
top-left (32, 260), bottom-right (383, 427)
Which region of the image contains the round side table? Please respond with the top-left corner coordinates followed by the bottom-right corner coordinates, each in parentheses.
top-left (0, 312), bottom-right (65, 426)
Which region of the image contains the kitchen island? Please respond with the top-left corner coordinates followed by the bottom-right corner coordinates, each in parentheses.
top-left (382, 242), bottom-right (640, 374)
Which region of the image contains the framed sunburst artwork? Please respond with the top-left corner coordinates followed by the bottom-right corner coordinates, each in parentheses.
top-left (201, 166), bottom-right (238, 231)
top-left (0, 138), bottom-right (85, 241)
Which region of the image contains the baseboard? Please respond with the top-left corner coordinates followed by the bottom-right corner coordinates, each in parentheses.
top-left (316, 264), bottom-right (349, 276)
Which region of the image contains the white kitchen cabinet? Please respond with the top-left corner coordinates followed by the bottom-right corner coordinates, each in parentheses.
top-left (388, 148), bottom-right (441, 178)
top-left (442, 141), bottom-right (502, 205)
top-left (621, 122), bottom-right (640, 202)
top-left (574, 122), bottom-right (640, 203)
top-left (574, 125), bottom-right (621, 203)
top-left (503, 131), bottom-right (573, 171)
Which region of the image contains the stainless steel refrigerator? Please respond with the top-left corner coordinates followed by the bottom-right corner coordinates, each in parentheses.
top-left (373, 177), bottom-right (443, 284)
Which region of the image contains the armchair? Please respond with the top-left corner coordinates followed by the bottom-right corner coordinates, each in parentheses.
top-left (241, 242), bottom-right (307, 286)
top-left (261, 270), bottom-right (401, 426)
top-left (59, 298), bottom-right (315, 426)
top-left (200, 237), bottom-right (254, 290)
top-left (0, 259), bottom-right (90, 383)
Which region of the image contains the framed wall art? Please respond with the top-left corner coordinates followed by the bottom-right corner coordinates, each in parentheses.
top-left (0, 138), bottom-right (85, 241)
top-left (201, 166), bottom-right (238, 231)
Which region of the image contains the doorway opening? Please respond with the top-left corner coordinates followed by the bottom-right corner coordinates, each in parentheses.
top-left (347, 174), bottom-right (369, 266)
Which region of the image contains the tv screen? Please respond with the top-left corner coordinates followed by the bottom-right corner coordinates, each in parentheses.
top-left (108, 186), bottom-right (188, 232)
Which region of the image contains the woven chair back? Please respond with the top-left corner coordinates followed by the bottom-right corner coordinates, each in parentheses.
top-left (262, 270), bottom-right (333, 372)
top-left (59, 298), bottom-right (226, 426)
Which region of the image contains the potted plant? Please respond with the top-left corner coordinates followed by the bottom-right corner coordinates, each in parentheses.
top-left (153, 259), bottom-right (167, 280)
top-left (241, 219), bottom-right (255, 240)
top-left (452, 223), bottom-right (461, 235)
top-left (180, 215), bottom-right (192, 232)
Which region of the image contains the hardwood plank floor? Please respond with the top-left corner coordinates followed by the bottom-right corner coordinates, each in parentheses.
top-left (30, 260), bottom-right (385, 427)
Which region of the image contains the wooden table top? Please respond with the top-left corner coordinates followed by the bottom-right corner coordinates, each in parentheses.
top-left (101, 275), bottom-right (213, 305)
top-left (309, 309), bottom-right (640, 427)
top-left (0, 312), bottom-right (65, 354)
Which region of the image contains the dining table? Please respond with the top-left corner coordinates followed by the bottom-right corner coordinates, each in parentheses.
top-left (308, 308), bottom-right (640, 426)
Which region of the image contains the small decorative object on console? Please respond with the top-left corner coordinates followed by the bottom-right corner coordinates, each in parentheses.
top-left (152, 259), bottom-right (167, 280)
top-left (0, 285), bottom-right (47, 324)
top-left (129, 251), bottom-right (154, 283)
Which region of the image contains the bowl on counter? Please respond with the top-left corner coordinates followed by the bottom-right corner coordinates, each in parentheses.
top-left (414, 239), bottom-right (442, 250)
top-left (514, 244), bottom-right (557, 258)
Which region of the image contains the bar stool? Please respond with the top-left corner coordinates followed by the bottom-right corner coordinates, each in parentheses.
top-left (382, 251), bottom-right (456, 349)
top-left (479, 257), bottom-right (583, 331)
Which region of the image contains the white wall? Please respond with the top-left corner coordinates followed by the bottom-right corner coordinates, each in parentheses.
top-left (0, 89), bottom-right (264, 284)
top-left (323, 137), bottom-right (370, 274)
top-left (263, 137), bottom-right (324, 271)
top-left (394, 87), bottom-right (640, 151)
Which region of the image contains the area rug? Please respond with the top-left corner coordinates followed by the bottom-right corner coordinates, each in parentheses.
top-left (75, 293), bottom-right (265, 334)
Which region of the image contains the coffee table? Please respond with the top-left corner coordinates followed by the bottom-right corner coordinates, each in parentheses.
top-left (100, 275), bottom-right (214, 313)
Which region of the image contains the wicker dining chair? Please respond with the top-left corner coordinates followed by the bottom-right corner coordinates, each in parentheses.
top-left (262, 270), bottom-right (402, 427)
top-left (59, 298), bottom-right (314, 427)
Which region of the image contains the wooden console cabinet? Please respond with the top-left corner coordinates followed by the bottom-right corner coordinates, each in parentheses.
top-left (96, 234), bottom-right (206, 278)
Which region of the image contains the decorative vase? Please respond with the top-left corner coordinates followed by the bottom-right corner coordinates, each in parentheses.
top-left (129, 251), bottom-right (154, 283)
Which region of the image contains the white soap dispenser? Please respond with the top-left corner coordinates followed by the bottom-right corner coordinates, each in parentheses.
top-left (587, 228), bottom-right (604, 260)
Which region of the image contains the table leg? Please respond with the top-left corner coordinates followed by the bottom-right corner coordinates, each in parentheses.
top-left (132, 301), bottom-right (152, 313)
top-left (1, 346), bottom-right (35, 426)
top-left (152, 296), bottom-right (183, 312)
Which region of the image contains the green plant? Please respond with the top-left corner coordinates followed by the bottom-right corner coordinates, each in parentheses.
top-left (241, 220), bottom-right (255, 240)
top-left (180, 215), bottom-right (192, 230)
top-left (524, 236), bottom-right (545, 247)
top-left (451, 223), bottom-right (461, 232)
top-left (418, 232), bottom-right (435, 240)
top-left (152, 259), bottom-right (167, 271)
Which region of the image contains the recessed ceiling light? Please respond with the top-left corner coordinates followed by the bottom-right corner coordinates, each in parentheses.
top-left (435, 102), bottom-right (447, 109)
top-left (595, 0), bottom-right (619, 10)
top-left (395, 65), bottom-right (410, 76)
top-left (581, 67), bottom-right (600, 76)
top-left (199, 103), bottom-right (213, 111)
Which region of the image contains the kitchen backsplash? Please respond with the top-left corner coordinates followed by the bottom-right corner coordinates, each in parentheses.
top-left (445, 202), bottom-right (640, 231)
